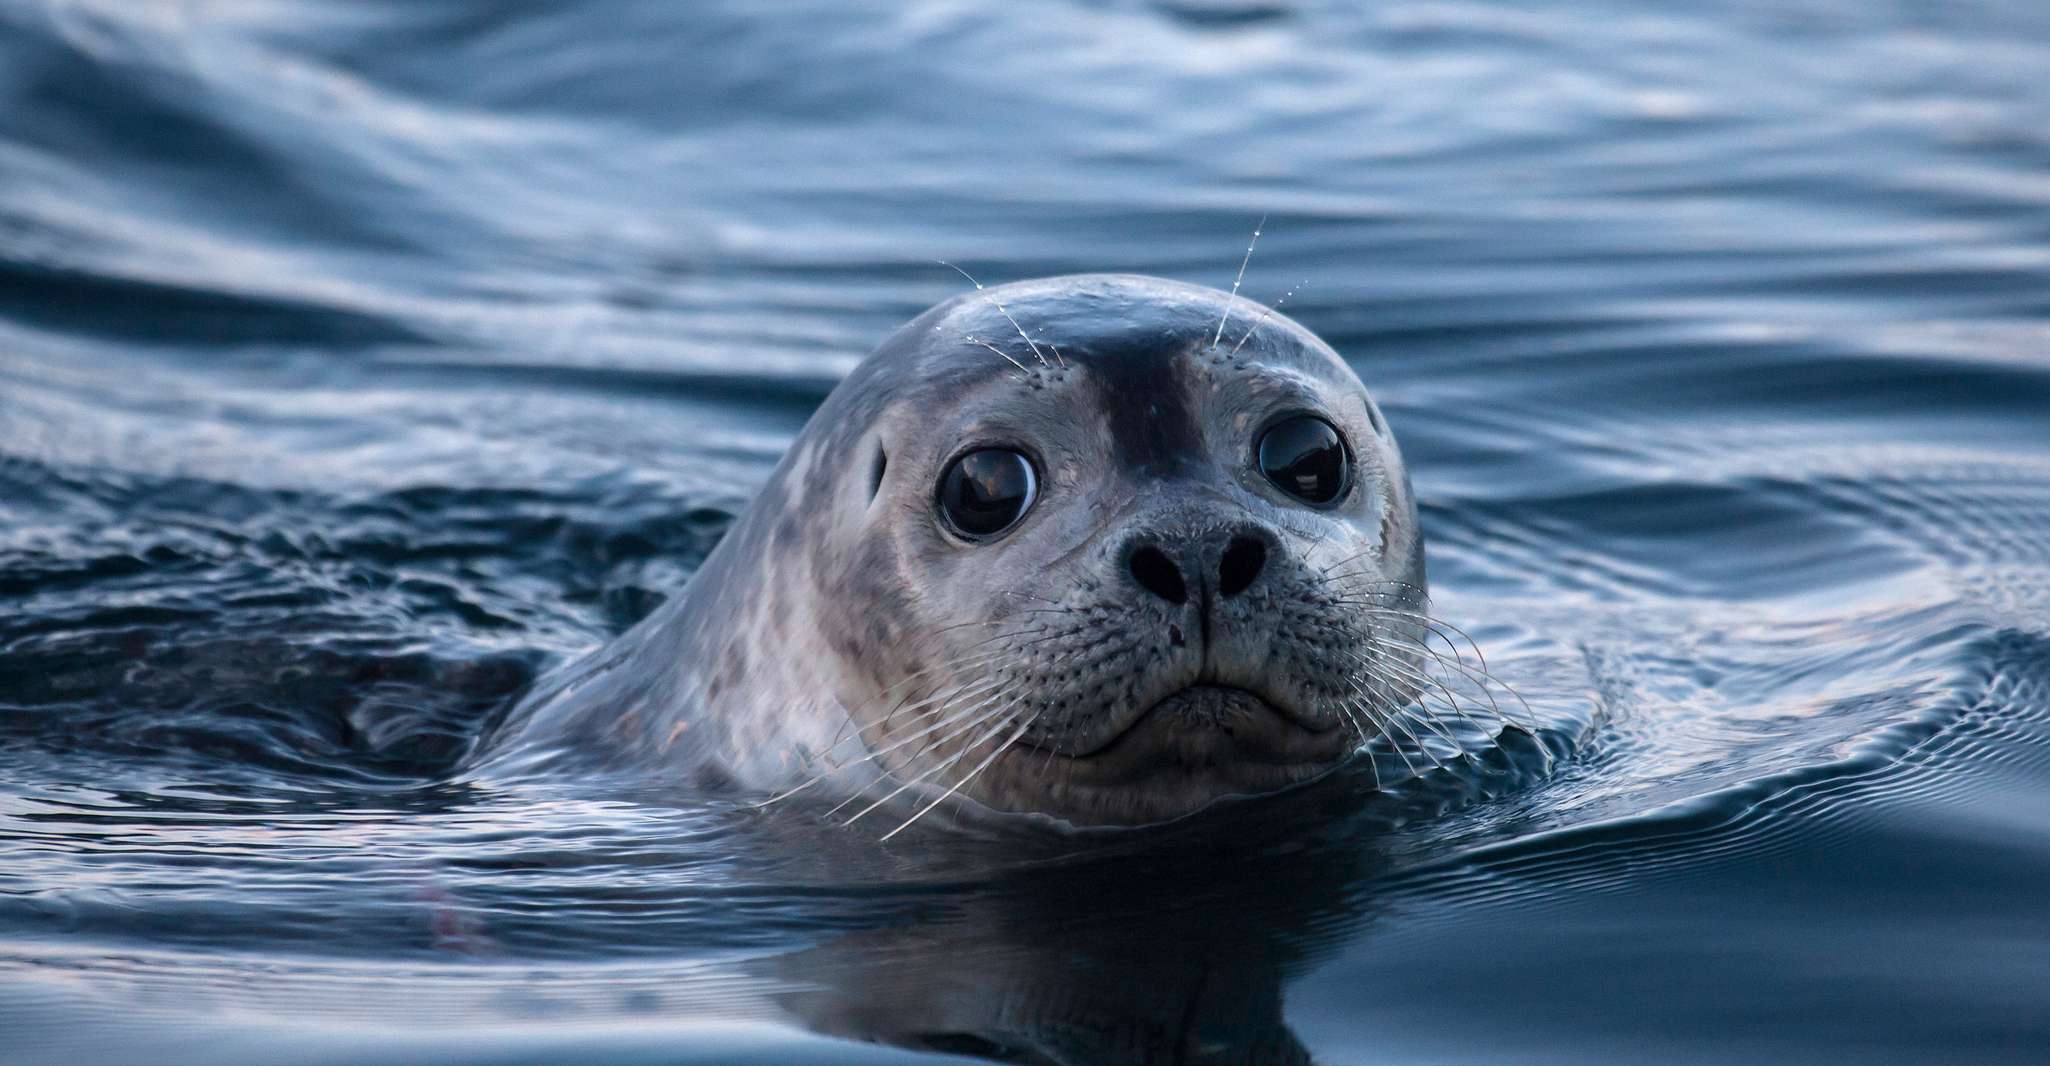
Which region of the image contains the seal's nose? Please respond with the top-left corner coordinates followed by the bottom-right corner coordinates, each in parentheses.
top-left (1124, 527), bottom-right (1273, 606)
top-left (1217, 534), bottom-right (1267, 598)
top-left (1127, 544), bottom-right (1188, 604)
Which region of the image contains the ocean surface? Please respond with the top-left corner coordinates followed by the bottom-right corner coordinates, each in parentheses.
top-left (5, 1), bottom-right (2050, 1062)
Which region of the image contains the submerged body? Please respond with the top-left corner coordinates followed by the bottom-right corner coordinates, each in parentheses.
top-left (477, 274), bottom-right (1433, 828)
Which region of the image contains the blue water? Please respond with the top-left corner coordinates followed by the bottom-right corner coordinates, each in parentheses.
top-left (5, 1), bottom-right (2050, 1062)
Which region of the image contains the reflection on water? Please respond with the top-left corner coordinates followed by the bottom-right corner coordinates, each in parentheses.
top-left (762, 806), bottom-right (1378, 1065)
top-left (6, 0), bottom-right (2050, 1062)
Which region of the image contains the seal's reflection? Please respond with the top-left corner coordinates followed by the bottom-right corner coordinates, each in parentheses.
top-left (758, 774), bottom-right (1395, 1065)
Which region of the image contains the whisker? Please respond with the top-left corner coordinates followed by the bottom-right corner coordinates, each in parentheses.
top-left (1302, 524), bottom-right (1335, 564)
top-left (1383, 635), bottom-right (1516, 731)
top-left (1343, 646), bottom-right (1486, 756)
top-left (1316, 546), bottom-right (1385, 579)
top-left (1037, 734), bottom-right (1061, 776)
top-left (1353, 626), bottom-right (1539, 734)
top-left (853, 644), bottom-right (1028, 738)
top-left (1392, 689), bottom-right (1475, 760)
top-left (761, 675), bottom-right (1018, 807)
top-left (1291, 553), bottom-right (1541, 774)
top-left (874, 625), bottom-right (1078, 732)
top-left (1350, 710), bottom-right (1385, 791)
top-left (1328, 695), bottom-right (1386, 790)
top-left (1351, 696), bottom-right (1428, 781)
top-left (1320, 588), bottom-right (1492, 674)
top-left (873, 673), bottom-right (1011, 740)
top-left (999, 589), bottom-right (1068, 607)
top-left (1225, 279), bottom-right (1307, 358)
top-left (845, 702), bottom-right (1020, 823)
top-left (939, 261), bottom-right (1049, 367)
top-left (1362, 609), bottom-right (1490, 680)
top-left (881, 713), bottom-right (1037, 841)
top-left (1336, 679), bottom-right (1428, 780)
top-left (785, 680), bottom-right (1004, 805)
top-left (833, 697), bottom-right (1026, 821)
top-left (1209, 214), bottom-right (1266, 351)
top-left (1354, 641), bottom-right (1504, 740)
top-left (1359, 675), bottom-right (1451, 771)
top-left (760, 604), bottom-right (1090, 811)
top-left (1315, 587), bottom-right (1505, 689)
top-left (1319, 573), bottom-right (1431, 602)
top-left (964, 335), bottom-right (1030, 374)
top-left (1344, 632), bottom-right (1507, 771)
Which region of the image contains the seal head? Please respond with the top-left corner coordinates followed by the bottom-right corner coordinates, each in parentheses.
top-left (479, 274), bottom-right (1428, 829)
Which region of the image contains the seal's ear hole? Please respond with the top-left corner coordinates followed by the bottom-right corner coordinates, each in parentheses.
top-left (868, 446), bottom-right (888, 502)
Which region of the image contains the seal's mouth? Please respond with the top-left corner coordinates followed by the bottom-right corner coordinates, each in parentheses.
top-left (970, 682), bottom-right (1356, 826)
top-left (963, 684), bottom-right (1361, 824)
top-left (1027, 683), bottom-right (1351, 769)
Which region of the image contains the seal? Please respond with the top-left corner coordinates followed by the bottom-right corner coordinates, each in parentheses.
top-left (477, 273), bottom-right (1461, 831)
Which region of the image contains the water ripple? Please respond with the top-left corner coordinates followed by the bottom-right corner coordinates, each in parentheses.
top-left (5, 0), bottom-right (2050, 1061)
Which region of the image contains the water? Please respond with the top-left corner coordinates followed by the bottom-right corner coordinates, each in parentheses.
top-left (5, 0), bottom-right (2050, 1061)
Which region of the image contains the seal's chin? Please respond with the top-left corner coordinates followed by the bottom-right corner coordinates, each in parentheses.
top-left (983, 684), bottom-right (1360, 827)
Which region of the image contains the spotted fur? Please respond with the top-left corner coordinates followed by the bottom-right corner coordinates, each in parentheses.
top-left (475, 275), bottom-right (1449, 829)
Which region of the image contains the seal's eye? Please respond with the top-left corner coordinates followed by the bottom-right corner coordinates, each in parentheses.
top-left (937, 448), bottom-right (1037, 540)
top-left (1257, 416), bottom-right (1349, 505)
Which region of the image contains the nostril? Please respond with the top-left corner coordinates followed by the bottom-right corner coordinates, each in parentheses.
top-left (1218, 536), bottom-right (1267, 598)
top-left (1128, 546), bottom-right (1188, 605)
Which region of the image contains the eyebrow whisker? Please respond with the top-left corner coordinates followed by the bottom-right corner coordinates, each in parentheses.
top-left (1210, 214), bottom-right (1266, 351)
top-left (964, 335), bottom-right (1031, 374)
top-left (939, 261), bottom-right (1050, 368)
top-left (1226, 279), bottom-right (1307, 358)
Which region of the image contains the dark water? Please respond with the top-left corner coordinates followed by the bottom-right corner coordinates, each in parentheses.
top-left (6, 1), bottom-right (2050, 1062)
